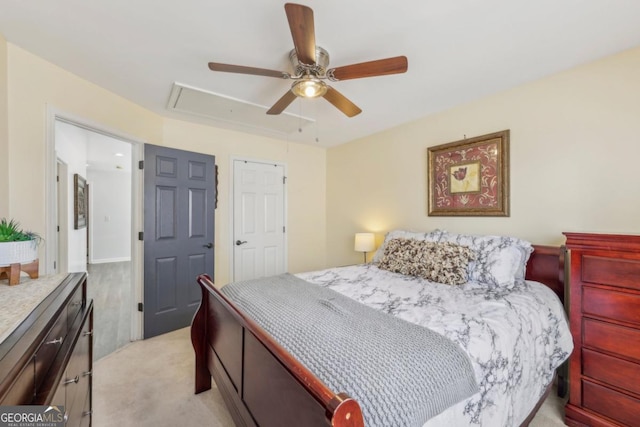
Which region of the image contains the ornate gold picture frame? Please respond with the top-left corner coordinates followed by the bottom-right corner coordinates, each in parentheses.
top-left (427, 130), bottom-right (510, 216)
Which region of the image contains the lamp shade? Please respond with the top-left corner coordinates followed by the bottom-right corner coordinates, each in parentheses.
top-left (354, 233), bottom-right (375, 252)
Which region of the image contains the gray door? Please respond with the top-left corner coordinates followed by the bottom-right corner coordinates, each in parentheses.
top-left (143, 144), bottom-right (215, 338)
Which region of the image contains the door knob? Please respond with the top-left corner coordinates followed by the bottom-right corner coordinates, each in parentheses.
top-left (203, 243), bottom-right (213, 249)
top-left (235, 240), bottom-right (248, 246)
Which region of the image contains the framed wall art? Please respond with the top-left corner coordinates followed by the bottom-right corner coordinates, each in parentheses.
top-left (427, 130), bottom-right (510, 216)
top-left (74, 173), bottom-right (88, 229)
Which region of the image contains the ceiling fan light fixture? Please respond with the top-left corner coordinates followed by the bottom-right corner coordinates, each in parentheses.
top-left (291, 78), bottom-right (327, 98)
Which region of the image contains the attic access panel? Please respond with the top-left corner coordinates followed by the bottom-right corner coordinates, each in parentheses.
top-left (167, 83), bottom-right (314, 135)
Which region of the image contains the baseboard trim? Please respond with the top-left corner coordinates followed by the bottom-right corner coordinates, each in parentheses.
top-left (89, 257), bottom-right (131, 264)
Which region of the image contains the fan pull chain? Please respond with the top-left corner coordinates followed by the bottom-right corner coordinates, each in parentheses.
top-left (298, 98), bottom-right (303, 133)
top-left (314, 99), bottom-right (319, 143)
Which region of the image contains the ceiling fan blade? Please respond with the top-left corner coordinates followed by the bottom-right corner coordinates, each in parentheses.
top-left (208, 62), bottom-right (290, 79)
top-left (322, 86), bottom-right (362, 118)
top-left (267, 90), bottom-right (298, 115)
top-left (328, 56), bottom-right (408, 81)
top-left (284, 3), bottom-right (316, 65)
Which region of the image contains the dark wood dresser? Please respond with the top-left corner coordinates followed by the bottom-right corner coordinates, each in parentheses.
top-left (564, 232), bottom-right (640, 426)
top-left (0, 272), bottom-right (93, 426)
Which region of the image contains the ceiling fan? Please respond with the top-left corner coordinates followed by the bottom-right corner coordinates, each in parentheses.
top-left (208, 3), bottom-right (408, 118)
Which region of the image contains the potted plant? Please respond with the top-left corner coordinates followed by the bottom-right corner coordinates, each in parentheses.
top-left (0, 218), bottom-right (42, 266)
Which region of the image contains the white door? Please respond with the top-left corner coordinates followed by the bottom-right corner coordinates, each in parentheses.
top-left (233, 160), bottom-right (286, 281)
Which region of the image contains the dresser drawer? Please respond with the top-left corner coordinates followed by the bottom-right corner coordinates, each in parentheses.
top-left (0, 358), bottom-right (35, 405)
top-left (65, 317), bottom-right (92, 419)
top-left (34, 311), bottom-right (68, 388)
top-left (80, 390), bottom-right (92, 427)
top-left (582, 254), bottom-right (640, 291)
top-left (583, 287), bottom-right (640, 326)
top-left (50, 380), bottom-right (66, 407)
top-left (583, 348), bottom-right (640, 396)
top-left (67, 282), bottom-right (84, 326)
top-left (63, 306), bottom-right (93, 427)
top-left (583, 380), bottom-right (640, 426)
top-left (583, 318), bottom-right (640, 362)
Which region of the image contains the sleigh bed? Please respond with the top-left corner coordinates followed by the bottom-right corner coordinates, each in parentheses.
top-left (191, 231), bottom-right (572, 427)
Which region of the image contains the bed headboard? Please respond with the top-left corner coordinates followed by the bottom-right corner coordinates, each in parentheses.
top-left (526, 245), bottom-right (566, 303)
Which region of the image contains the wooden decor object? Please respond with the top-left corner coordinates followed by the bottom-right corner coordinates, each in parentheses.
top-left (0, 259), bottom-right (39, 285)
top-left (564, 232), bottom-right (640, 427)
top-left (192, 244), bottom-right (565, 427)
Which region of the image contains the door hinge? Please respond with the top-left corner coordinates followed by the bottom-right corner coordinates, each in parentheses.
top-left (138, 232), bottom-right (144, 241)
top-left (138, 160), bottom-right (144, 170)
top-left (53, 261), bottom-right (56, 269)
top-left (56, 175), bottom-right (59, 182)
top-left (283, 226), bottom-right (286, 233)
top-left (283, 176), bottom-right (287, 184)
top-left (57, 225), bottom-right (60, 232)
top-left (138, 303), bottom-right (144, 312)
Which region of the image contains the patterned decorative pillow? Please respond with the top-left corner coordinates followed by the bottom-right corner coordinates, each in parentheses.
top-left (371, 229), bottom-right (446, 264)
top-left (438, 232), bottom-right (533, 290)
top-left (378, 238), bottom-right (476, 285)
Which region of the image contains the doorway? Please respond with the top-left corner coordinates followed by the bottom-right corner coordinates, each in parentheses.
top-left (232, 159), bottom-right (286, 281)
top-left (50, 116), bottom-right (140, 359)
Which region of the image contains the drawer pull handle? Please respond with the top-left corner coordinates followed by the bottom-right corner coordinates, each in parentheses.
top-left (82, 370), bottom-right (92, 377)
top-left (71, 301), bottom-right (82, 307)
top-left (63, 375), bottom-right (79, 385)
top-left (83, 330), bottom-right (93, 337)
top-left (82, 411), bottom-right (92, 417)
top-left (46, 337), bottom-right (64, 345)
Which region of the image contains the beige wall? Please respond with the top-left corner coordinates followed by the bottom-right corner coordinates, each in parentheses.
top-left (7, 44), bottom-right (162, 238)
top-left (0, 35), bottom-right (8, 218)
top-left (327, 46), bottom-right (640, 266)
top-left (4, 43), bottom-right (326, 285)
top-left (6, 38), bottom-right (639, 278)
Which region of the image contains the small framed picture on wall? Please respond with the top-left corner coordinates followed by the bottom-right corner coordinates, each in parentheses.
top-left (74, 173), bottom-right (88, 229)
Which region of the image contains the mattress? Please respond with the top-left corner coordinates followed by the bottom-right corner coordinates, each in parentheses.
top-left (297, 264), bottom-right (573, 426)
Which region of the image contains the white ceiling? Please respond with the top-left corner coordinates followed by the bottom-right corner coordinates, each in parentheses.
top-left (56, 121), bottom-right (133, 172)
top-left (86, 131), bottom-right (132, 173)
top-left (2, 0), bottom-right (640, 147)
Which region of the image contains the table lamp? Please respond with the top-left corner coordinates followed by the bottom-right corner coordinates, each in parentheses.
top-left (354, 233), bottom-right (375, 264)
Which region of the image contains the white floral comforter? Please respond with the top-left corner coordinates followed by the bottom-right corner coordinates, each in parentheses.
top-left (296, 264), bottom-right (573, 427)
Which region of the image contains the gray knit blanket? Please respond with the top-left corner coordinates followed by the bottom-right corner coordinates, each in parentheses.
top-left (221, 273), bottom-right (479, 427)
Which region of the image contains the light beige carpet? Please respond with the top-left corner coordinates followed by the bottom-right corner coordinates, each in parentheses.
top-left (93, 327), bottom-right (233, 427)
top-left (93, 327), bottom-right (567, 427)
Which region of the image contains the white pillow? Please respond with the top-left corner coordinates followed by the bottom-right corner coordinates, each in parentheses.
top-left (438, 231), bottom-right (533, 289)
top-left (371, 229), bottom-right (446, 264)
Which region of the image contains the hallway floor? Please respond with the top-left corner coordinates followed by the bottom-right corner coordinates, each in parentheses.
top-left (87, 261), bottom-right (132, 360)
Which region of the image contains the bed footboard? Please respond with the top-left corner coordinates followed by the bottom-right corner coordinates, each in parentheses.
top-left (191, 274), bottom-right (364, 427)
